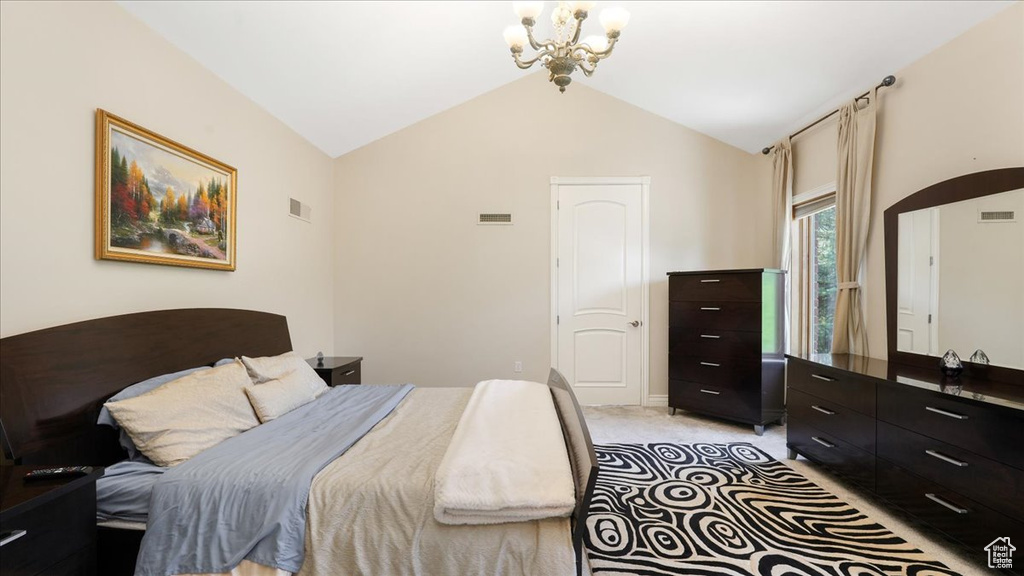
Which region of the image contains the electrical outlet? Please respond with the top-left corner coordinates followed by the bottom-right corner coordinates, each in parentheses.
top-left (513, 361), bottom-right (523, 373)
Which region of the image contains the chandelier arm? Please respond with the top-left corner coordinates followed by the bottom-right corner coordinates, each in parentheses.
top-left (569, 12), bottom-right (587, 46)
top-left (513, 50), bottom-right (546, 69)
top-left (579, 61), bottom-right (596, 76)
top-left (524, 23), bottom-right (554, 52)
top-left (572, 45), bottom-right (596, 60)
top-left (571, 35), bottom-right (618, 62)
top-left (590, 36), bottom-right (619, 58)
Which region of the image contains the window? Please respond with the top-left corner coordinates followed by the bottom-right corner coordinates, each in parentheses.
top-left (807, 206), bottom-right (837, 353)
top-left (792, 189), bottom-right (837, 355)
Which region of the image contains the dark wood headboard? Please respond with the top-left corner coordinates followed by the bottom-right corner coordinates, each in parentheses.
top-left (0, 309), bottom-right (292, 465)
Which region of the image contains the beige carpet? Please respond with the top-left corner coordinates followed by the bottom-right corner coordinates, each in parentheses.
top-left (583, 405), bottom-right (986, 576)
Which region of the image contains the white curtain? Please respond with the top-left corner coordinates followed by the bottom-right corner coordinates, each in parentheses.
top-left (831, 89), bottom-right (878, 355)
top-left (771, 137), bottom-right (793, 271)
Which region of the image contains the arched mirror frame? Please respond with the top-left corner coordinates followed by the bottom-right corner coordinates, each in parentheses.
top-left (884, 166), bottom-right (1024, 385)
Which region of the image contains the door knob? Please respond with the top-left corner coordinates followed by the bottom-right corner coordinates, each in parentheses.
top-left (629, 320), bottom-right (641, 327)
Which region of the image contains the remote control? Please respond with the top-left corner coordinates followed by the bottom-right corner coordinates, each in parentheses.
top-left (23, 466), bottom-right (94, 481)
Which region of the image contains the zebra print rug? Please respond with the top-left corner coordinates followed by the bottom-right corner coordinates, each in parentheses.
top-left (584, 443), bottom-right (956, 576)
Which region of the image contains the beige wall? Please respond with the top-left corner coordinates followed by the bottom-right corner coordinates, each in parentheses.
top-left (790, 2), bottom-right (1024, 359)
top-left (0, 2), bottom-right (336, 355)
top-left (333, 73), bottom-right (772, 396)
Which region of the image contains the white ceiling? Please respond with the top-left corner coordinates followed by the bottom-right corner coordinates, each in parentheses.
top-left (119, 1), bottom-right (1013, 157)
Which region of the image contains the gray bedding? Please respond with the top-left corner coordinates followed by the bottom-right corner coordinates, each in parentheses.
top-left (133, 383), bottom-right (413, 576)
top-left (96, 460), bottom-right (165, 523)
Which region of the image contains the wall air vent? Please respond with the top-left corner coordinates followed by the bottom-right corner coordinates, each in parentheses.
top-left (289, 198), bottom-right (311, 223)
top-left (978, 210), bottom-right (1015, 223)
top-left (478, 213), bottom-right (513, 225)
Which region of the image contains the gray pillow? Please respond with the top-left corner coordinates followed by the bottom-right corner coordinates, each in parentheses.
top-left (98, 364), bottom-right (232, 459)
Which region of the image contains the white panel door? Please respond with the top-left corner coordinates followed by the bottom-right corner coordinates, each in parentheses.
top-left (556, 184), bottom-right (642, 405)
top-left (896, 209), bottom-right (938, 355)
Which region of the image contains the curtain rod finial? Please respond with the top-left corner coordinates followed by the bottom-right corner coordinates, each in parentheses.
top-left (881, 75), bottom-right (896, 87)
top-left (762, 146), bottom-right (773, 155)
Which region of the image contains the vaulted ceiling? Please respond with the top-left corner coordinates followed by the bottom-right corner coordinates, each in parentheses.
top-left (119, 1), bottom-right (1013, 157)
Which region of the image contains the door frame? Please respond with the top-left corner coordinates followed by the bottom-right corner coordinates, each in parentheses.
top-left (928, 207), bottom-right (940, 355)
top-left (549, 176), bottom-right (651, 406)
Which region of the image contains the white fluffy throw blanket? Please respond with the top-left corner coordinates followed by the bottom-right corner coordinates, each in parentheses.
top-left (433, 379), bottom-right (576, 525)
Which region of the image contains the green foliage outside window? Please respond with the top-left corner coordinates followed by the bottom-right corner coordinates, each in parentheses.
top-left (811, 207), bottom-right (837, 354)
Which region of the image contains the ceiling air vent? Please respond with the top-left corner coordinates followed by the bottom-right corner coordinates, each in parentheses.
top-left (289, 198), bottom-right (311, 223)
top-left (478, 213), bottom-right (513, 225)
top-left (978, 210), bottom-right (1015, 223)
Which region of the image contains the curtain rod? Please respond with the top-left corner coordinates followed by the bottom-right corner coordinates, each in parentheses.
top-left (761, 75), bottom-right (896, 155)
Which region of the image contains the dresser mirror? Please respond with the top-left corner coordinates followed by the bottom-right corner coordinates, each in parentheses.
top-left (884, 168), bottom-right (1024, 381)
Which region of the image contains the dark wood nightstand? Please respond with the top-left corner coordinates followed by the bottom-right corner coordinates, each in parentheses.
top-left (1, 465), bottom-right (103, 576)
top-left (307, 356), bottom-right (362, 386)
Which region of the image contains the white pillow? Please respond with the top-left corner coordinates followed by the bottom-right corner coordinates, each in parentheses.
top-left (241, 351), bottom-right (328, 397)
top-left (245, 370), bottom-right (317, 423)
top-left (104, 360), bottom-right (259, 467)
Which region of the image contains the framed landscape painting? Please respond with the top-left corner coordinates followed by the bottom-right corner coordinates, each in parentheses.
top-left (95, 109), bottom-right (237, 271)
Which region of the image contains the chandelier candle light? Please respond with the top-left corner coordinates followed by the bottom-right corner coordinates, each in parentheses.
top-left (503, 1), bottom-right (630, 93)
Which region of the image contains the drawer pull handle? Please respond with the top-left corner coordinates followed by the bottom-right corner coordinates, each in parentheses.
top-left (700, 279), bottom-right (720, 283)
top-left (342, 370), bottom-right (356, 377)
top-left (700, 362), bottom-right (720, 367)
top-left (925, 449), bottom-right (968, 467)
top-left (699, 389), bottom-right (720, 395)
top-left (811, 374), bottom-right (836, 382)
top-left (811, 436), bottom-right (835, 449)
top-left (700, 307), bottom-right (721, 311)
top-left (0, 529), bottom-right (27, 547)
top-left (925, 493), bottom-right (969, 514)
top-left (700, 334), bottom-right (721, 339)
top-left (925, 406), bottom-right (968, 420)
top-left (811, 405), bottom-right (836, 416)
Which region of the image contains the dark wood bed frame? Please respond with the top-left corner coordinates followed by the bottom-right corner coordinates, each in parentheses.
top-left (0, 309), bottom-right (292, 466)
top-left (0, 308), bottom-right (598, 576)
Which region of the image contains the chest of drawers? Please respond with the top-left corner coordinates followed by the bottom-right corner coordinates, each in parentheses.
top-left (1, 466), bottom-right (102, 576)
top-left (668, 269), bottom-right (786, 435)
top-left (787, 353), bottom-right (1024, 573)
top-left (307, 356), bottom-right (362, 386)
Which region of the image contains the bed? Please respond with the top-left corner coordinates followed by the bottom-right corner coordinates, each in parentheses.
top-left (0, 308), bottom-right (598, 576)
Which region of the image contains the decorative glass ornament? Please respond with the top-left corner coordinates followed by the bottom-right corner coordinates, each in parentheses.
top-left (940, 383), bottom-right (963, 396)
top-left (940, 349), bottom-right (963, 378)
top-left (969, 349), bottom-right (990, 365)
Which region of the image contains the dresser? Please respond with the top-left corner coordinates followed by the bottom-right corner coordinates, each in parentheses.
top-left (667, 269), bottom-right (786, 435)
top-left (787, 353), bottom-right (1024, 572)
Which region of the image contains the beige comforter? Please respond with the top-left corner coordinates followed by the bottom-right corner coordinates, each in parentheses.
top-left (297, 387), bottom-right (575, 576)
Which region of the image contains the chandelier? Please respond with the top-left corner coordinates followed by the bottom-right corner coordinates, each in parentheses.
top-left (503, 1), bottom-right (630, 93)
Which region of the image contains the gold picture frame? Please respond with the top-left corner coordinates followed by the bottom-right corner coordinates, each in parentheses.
top-left (95, 109), bottom-right (237, 271)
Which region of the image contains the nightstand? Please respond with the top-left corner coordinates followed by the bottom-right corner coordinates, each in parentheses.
top-left (1, 465), bottom-right (102, 576)
top-left (307, 356), bottom-right (362, 386)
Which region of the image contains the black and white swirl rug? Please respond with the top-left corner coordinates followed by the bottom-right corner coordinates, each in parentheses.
top-left (584, 443), bottom-right (957, 575)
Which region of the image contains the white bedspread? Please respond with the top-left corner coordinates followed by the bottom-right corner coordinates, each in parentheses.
top-left (434, 379), bottom-right (576, 525)
top-left (299, 387), bottom-right (575, 576)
